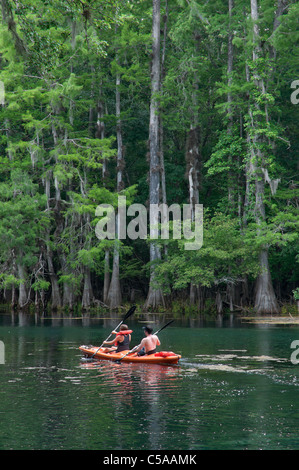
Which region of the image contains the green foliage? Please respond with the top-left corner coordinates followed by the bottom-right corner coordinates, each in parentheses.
top-left (0, 274), bottom-right (20, 288)
top-left (155, 213), bottom-right (260, 294)
top-left (0, 0), bottom-right (297, 311)
top-left (31, 279), bottom-right (51, 292)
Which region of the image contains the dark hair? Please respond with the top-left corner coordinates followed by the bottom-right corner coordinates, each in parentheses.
top-left (143, 326), bottom-right (153, 334)
top-left (120, 324), bottom-right (129, 330)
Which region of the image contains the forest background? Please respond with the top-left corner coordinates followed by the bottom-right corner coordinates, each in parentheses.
top-left (0, 0), bottom-right (298, 316)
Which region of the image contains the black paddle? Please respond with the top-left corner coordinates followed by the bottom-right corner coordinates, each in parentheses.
top-left (114, 319), bottom-right (174, 364)
top-left (89, 305), bottom-right (136, 360)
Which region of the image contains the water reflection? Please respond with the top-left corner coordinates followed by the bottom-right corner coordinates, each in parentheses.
top-left (1, 311), bottom-right (299, 449)
top-left (78, 359), bottom-right (184, 449)
top-left (80, 360), bottom-right (181, 397)
top-left (2, 310), bottom-right (217, 329)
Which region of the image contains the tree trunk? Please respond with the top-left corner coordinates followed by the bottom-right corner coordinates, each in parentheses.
top-left (63, 283), bottom-right (75, 310)
top-left (160, 0), bottom-right (168, 209)
top-left (81, 267), bottom-right (94, 310)
top-left (159, 0), bottom-right (168, 258)
top-left (254, 249), bottom-right (279, 314)
top-left (9, 250), bottom-right (17, 309)
top-left (81, 212), bottom-right (95, 309)
top-left (17, 263), bottom-right (28, 309)
top-left (107, 237), bottom-right (122, 309)
top-left (97, 90), bottom-right (110, 304)
top-left (88, 64), bottom-right (95, 137)
top-left (187, 129), bottom-right (200, 306)
top-left (186, 125), bottom-right (200, 220)
top-left (61, 253), bottom-right (75, 310)
top-left (50, 111), bottom-right (62, 211)
top-left (107, 67), bottom-right (123, 308)
top-left (227, 3), bottom-right (236, 313)
top-left (216, 290), bottom-right (223, 315)
top-left (46, 243), bottom-right (62, 309)
top-left (249, 0), bottom-right (279, 314)
top-left (44, 150), bottom-right (62, 309)
top-left (227, 0), bottom-right (235, 207)
top-left (145, 0), bottom-right (164, 310)
top-left (103, 250), bottom-right (110, 304)
top-left (69, 19), bottom-right (76, 124)
top-left (186, 36), bottom-right (201, 305)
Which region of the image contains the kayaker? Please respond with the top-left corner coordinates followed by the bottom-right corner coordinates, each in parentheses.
top-left (135, 326), bottom-right (161, 356)
top-left (102, 324), bottom-right (132, 353)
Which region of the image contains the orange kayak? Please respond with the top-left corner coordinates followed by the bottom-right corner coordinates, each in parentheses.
top-left (79, 345), bottom-right (181, 365)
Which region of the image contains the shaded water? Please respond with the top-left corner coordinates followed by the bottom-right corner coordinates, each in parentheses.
top-left (0, 312), bottom-right (299, 450)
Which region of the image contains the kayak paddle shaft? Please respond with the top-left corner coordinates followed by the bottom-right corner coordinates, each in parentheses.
top-left (114, 319), bottom-right (174, 363)
top-left (91, 305), bottom-right (136, 359)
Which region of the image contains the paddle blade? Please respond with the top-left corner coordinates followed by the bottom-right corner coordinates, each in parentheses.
top-left (122, 305), bottom-right (136, 322)
top-left (80, 356), bottom-right (95, 363)
top-left (155, 320), bottom-right (174, 335)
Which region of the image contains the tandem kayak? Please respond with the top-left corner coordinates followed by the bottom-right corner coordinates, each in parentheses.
top-left (79, 345), bottom-right (181, 365)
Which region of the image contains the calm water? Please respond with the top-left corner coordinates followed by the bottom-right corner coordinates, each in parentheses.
top-left (0, 312), bottom-right (299, 450)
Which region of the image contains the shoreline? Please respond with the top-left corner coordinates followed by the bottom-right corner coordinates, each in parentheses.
top-left (240, 315), bottom-right (299, 325)
top-left (1, 303), bottom-right (299, 325)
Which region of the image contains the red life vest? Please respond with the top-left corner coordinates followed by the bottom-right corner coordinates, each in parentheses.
top-left (154, 351), bottom-right (175, 358)
top-left (115, 330), bottom-right (133, 336)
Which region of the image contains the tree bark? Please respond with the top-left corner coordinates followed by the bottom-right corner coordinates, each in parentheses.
top-left (46, 241), bottom-right (61, 309)
top-left (62, 268), bottom-right (75, 310)
top-left (145, 0), bottom-right (164, 309)
top-left (249, 0), bottom-right (279, 314)
top-left (17, 263), bottom-right (28, 309)
top-left (63, 282), bottom-right (75, 310)
top-left (107, 236), bottom-right (122, 309)
top-left (44, 166), bottom-right (61, 309)
top-left (254, 249), bottom-right (279, 314)
top-left (216, 290), bottom-right (223, 315)
top-left (81, 267), bottom-right (94, 310)
top-left (226, 0), bottom-right (237, 308)
top-left (187, 123), bottom-right (200, 305)
top-left (103, 249), bottom-right (110, 304)
top-left (160, 0), bottom-right (168, 209)
top-left (186, 35), bottom-right (201, 305)
top-left (97, 89), bottom-right (110, 304)
top-left (107, 67), bottom-right (123, 309)
top-left (186, 125), bottom-right (200, 220)
top-left (227, 0), bottom-right (235, 207)
top-left (69, 19), bottom-right (76, 125)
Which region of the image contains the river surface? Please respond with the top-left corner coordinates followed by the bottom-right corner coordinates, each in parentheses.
top-left (0, 311), bottom-right (299, 450)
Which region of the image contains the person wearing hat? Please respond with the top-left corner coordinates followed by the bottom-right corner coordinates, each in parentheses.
top-left (135, 326), bottom-right (161, 356)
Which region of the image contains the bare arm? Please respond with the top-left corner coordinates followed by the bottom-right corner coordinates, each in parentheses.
top-left (102, 339), bottom-right (116, 346)
top-left (103, 335), bottom-right (123, 346)
top-left (134, 338), bottom-right (146, 352)
top-left (153, 334), bottom-right (161, 346)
